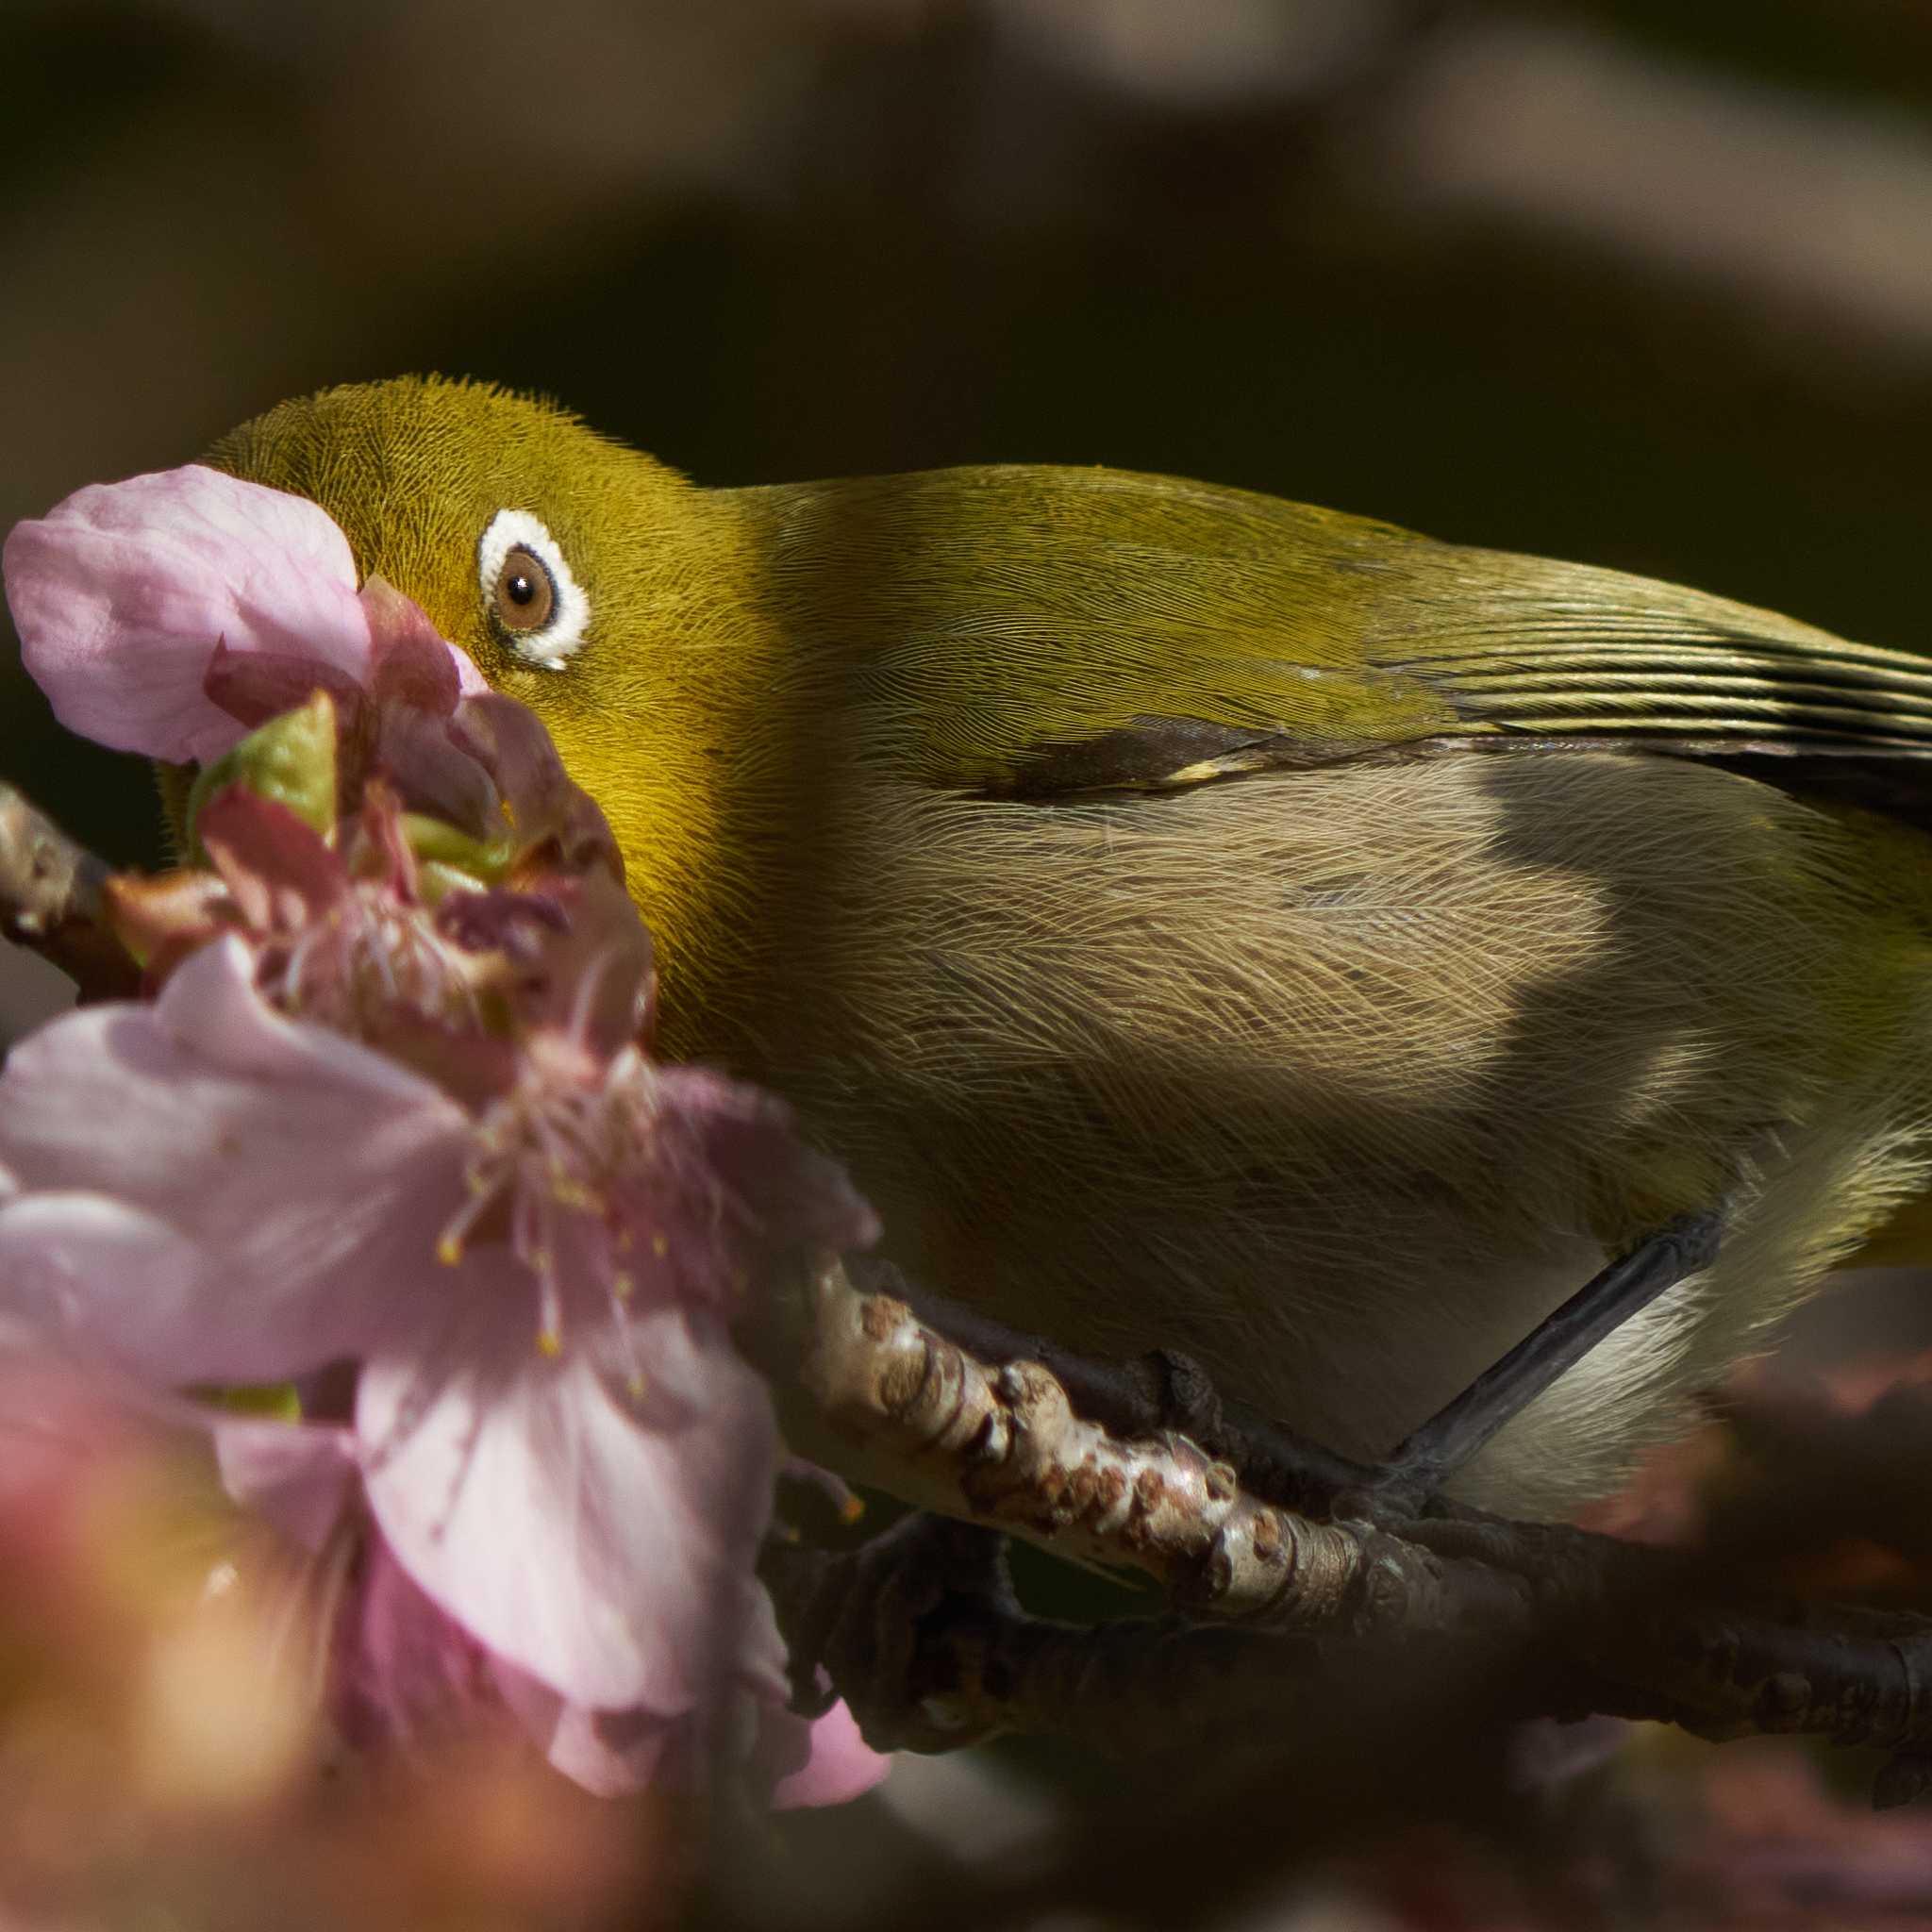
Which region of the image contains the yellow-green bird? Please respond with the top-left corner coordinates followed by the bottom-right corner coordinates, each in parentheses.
top-left (206, 374), bottom-right (1932, 1518)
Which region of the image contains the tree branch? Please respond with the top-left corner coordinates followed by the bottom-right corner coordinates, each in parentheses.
top-left (756, 1257), bottom-right (1932, 1795)
top-left (0, 784), bottom-right (138, 999)
top-left (762, 1256), bottom-right (1379, 1626)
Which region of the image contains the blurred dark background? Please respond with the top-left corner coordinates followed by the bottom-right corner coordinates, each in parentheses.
top-left (11, 3), bottom-right (1932, 1924)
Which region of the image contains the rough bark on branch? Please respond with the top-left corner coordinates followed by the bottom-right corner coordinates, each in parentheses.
top-left (763, 1256), bottom-right (1389, 1627)
top-left (756, 1257), bottom-right (1932, 1796)
top-left (0, 784), bottom-right (138, 1000)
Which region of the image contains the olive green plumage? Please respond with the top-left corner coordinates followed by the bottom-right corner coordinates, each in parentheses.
top-left (208, 375), bottom-right (1932, 1515)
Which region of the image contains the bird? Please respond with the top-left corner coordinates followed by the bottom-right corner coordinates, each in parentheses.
top-left (202, 373), bottom-right (1932, 1518)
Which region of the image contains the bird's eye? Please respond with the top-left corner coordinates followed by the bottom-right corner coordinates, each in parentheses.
top-left (495, 546), bottom-right (555, 630)
top-left (476, 508), bottom-right (589, 669)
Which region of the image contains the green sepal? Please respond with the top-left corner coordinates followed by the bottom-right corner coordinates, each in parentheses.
top-left (400, 813), bottom-right (515, 893)
top-left (193, 1381), bottom-right (304, 1422)
top-left (185, 691), bottom-right (340, 858)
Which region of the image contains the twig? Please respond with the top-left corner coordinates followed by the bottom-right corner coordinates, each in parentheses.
top-left (761, 1513), bottom-right (1569, 1758)
top-left (757, 1257), bottom-right (1932, 1792)
top-left (762, 1257), bottom-right (1382, 1626)
top-left (842, 1255), bottom-right (1381, 1520)
top-left (0, 784), bottom-right (137, 999)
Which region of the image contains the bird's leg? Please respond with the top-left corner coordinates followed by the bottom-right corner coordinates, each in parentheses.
top-left (1362, 1208), bottom-right (1725, 1510)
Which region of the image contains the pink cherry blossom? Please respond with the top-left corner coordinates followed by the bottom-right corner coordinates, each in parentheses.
top-left (0, 932), bottom-right (872, 1731)
top-left (0, 460), bottom-right (891, 1806)
top-left (768, 1696), bottom-right (894, 1808)
top-left (3, 464), bottom-right (486, 767)
top-left (214, 1417), bottom-right (882, 1802)
top-left (4, 464), bottom-right (625, 883)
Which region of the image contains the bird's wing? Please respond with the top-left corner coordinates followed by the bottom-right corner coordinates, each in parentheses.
top-left (1372, 546), bottom-right (1932, 760)
top-left (748, 467), bottom-right (1932, 807)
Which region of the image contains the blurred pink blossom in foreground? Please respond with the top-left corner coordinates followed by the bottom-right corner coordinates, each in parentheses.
top-left (0, 464), bottom-right (890, 1812)
top-left (0, 1332), bottom-right (660, 1927)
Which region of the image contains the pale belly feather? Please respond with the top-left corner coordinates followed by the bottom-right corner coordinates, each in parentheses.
top-left (756, 750), bottom-right (1932, 1515)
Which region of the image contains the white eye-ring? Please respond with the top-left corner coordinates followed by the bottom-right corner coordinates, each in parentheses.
top-left (477, 508), bottom-right (590, 670)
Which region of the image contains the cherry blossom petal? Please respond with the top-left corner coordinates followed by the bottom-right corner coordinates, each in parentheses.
top-left (325, 1513), bottom-right (698, 1793)
top-left (4, 466), bottom-right (372, 762)
top-left (215, 1418), bottom-right (362, 1557)
top-left (453, 693), bottom-right (623, 877)
top-left (491, 1666), bottom-right (675, 1796)
top-left (771, 1702), bottom-right (893, 1810)
top-left (196, 787), bottom-right (352, 933)
top-left (357, 1287), bottom-right (780, 1712)
top-left (0, 940), bottom-right (467, 1382)
top-left (199, 636), bottom-right (367, 735)
top-left (682, 1068), bottom-right (880, 1261)
top-left (360, 575), bottom-right (490, 705)
top-left (0, 1191), bottom-right (221, 1378)
top-left (490, 869), bottom-right (655, 1057)
top-left (373, 704), bottom-right (508, 842)
top-left (219, 1423), bottom-right (615, 1778)
top-left (333, 1529), bottom-right (504, 1757)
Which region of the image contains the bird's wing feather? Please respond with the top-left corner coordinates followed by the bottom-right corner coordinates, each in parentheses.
top-left (746, 467), bottom-right (1932, 802)
top-left (1374, 550), bottom-right (1932, 758)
